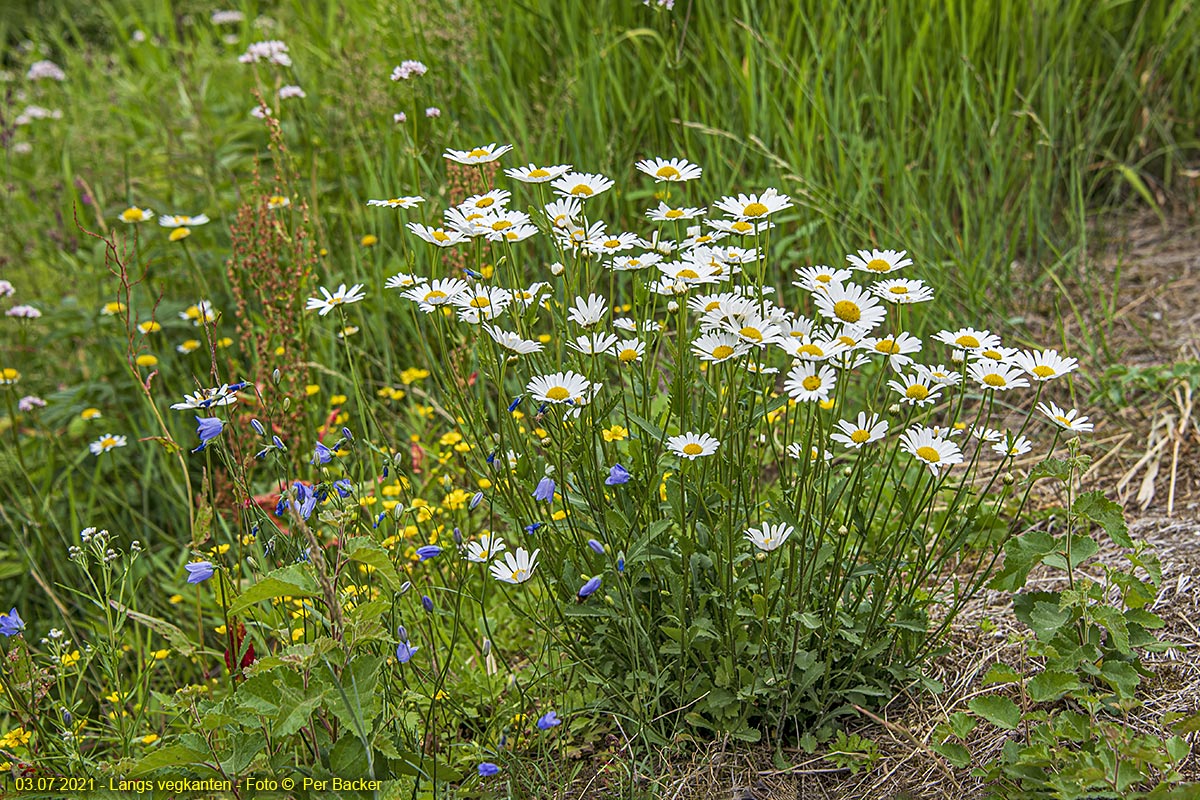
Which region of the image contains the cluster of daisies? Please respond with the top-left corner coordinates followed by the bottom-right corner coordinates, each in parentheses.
top-left (299, 142), bottom-right (1093, 560)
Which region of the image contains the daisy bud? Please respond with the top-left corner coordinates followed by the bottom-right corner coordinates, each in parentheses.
top-left (755, 552), bottom-right (767, 562)
top-left (550, 262), bottom-right (564, 276)
top-left (507, 355), bottom-right (519, 364)
top-left (842, 466), bottom-right (853, 477)
top-left (887, 403), bottom-right (901, 415)
top-left (604, 595), bottom-right (615, 606)
top-left (667, 301), bottom-right (679, 313)
top-left (272, 368), bottom-right (281, 385)
top-left (540, 437), bottom-right (552, 447)
top-left (837, 525), bottom-right (849, 536)
top-left (1002, 471), bottom-right (1016, 485)
top-left (283, 397), bottom-right (292, 411)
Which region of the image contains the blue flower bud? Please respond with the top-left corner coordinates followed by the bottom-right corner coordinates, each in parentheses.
top-left (587, 539), bottom-right (605, 555)
top-left (578, 575), bottom-right (602, 598)
top-left (250, 418), bottom-right (265, 436)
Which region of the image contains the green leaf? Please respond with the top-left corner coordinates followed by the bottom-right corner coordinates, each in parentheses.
top-left (227, 564), bottom-right (320, 616)
top-left (990, 532), bottom-right (1056, 591)
top-left (1073, 491), bottom-right (1132, 548)
top-left (1027, 458), bottom-right (1072, 484)
top-left (329, 734), bottom-right (371, 778)
top-left (1099, 660), bottom-right (1140, 699)
top-left (343, 537), bottom-right (402, 591)
top-left (127, 744), bottom-right (210, 776)
top-left (1028, 600), bottom-right (1072, 642)
top-left (1042, 534), bottom-right (1099, 570)
top-left (1027, 670), bottom-right (1085, 702)
top-left (930, 739), bottom-right (972, 768)
top-left (968, 695), bottom-right (1021, 730)
top-left (982, 664), bottom-right (1021, 686)
top-left (1090, 606), bottom-right (1131, 654)
top-left (947, 712), bottom-right (978, 740)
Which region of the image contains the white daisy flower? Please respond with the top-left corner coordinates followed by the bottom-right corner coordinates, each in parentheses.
top-left (119, 207), bottom-right (153, 224)
top-left (725, 313), bottom-right (783, 348)
top-left (483, 324), bottom-right (542, 355)
top-left (551, 172), bottom-right (615, 199)
top-left (871, 278), bottom-right (934, 304)
top-left (567, 294), bottom-right (608, 327)
top-left (89, 433), bottom-right (128, 456)
top-left (443, 143), bottom-right (513, 165)
top-left (464, 534), bottom-right (506, 563)
top-left (610, 339), bottom-right (646, 364)
top-left (745, 522), bottom-right (794, 552)
top-left (453, 286), bottom-right (512, 323)
top-left (407, 222), bottom-right (466, 247)
top-left (306, 283), bottom-right (366, 316)
top-left (543, 197), bottom-right (581, 229)
top-left (527, 371), bottom-right (593, 405)
top-left (812, 281), bottom-right (887, 331)
top-left (971, 427), bottom-right (1004, 442)
top-left (992, 433), bottom-right (1033, 458)
top-left (666, 432), bottom-right (720, 460)
top-left (384, 272), bottom-right (427, 290)
top-left (646, 201), bottom-right (705, 222)
top-left (847, 248), bottom-right (912, 275)
top-left (830, 412), bottom-right (889, 449)
top-left (567, 332), bottom-right (619, 355)
top-left (158, 213), bottom-right (209, 228)
top-left (707, 218), bottom-right (774, 237)
top-left (781, 337), bottom-right (849, 363)
top-left (712, 189), bottom-right (792, 220)
top-left (888, 374), bottom-right (943, 407)
top-left (505, 163), bottom-right (573, 184)
top-left (1037, 402), bottom-right (1094, 433)
top-left (367, 196), bottom-right (425, 209)
top-left (511, 282), bottom-right (550, 308)
top-left (913, 363), bottom-right (962, 386)
top-left (680, 226), bottom-right (727, 249)
top-left (636, 156), bottom-right (703, 182)
top-left (864, 331), bottom-right (923, 372)
top-left (458, 189), bottom-right (511, 212)
top-left (978, 344), bottom-right (1019, 362)
top-left (690, 332), bottom-right (748, 364)
top-left (490, 547), bottom-right (539, 584)
top-left (179, 300), bottom-right (217, 326)
top-left (403, 278), bottom-right (468, 312)
top-left (784, 362), bottom-right (837, 403)
top-left (609, 252), bottom-right (664, 272)
top-left (1009, 349), bottom-right (1079, 382)
top-left (170, 385), bottom-right (240, 410)
top-left (968, 359), bottom-right (1030, 391)
top-left (900, 426), bottom-right (964, 475)
top-left (586, 231), bottom-right (640, 256)
top-left (787, 443), bottom-right (833, 462)
top-left (658, 260), bottom-right (723, 286)
top-left (934, 327), bottom-right (1000, 353)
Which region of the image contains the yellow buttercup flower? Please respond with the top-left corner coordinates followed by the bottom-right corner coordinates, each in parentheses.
top-left (360, 234), bottom-right (378, 247)
top-left (135, 354), bottom-right (158, 367)
top-left (602, 425), bottom-right (629, 442)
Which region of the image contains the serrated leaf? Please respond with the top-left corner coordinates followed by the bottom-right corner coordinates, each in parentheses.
top-left (1099, 660), bottom-right (1140, 699)
top-left (227, 564), bottom-right (320, 616)
top-left (930, 740), bottom-right (972, 768)
top-left (127, 744), bottom-right (210, 776)
top-left (343, 537), bottom-right (402, 591)
top-left (1027, 458), bottom-right (1072, 483)
top-left (982, 664), bottom-right (1021, 686)
top-left (1029, 600), bottom-right (1072, 641)
top-left (1073, 491), bottom-right (1132, 548)
top-left (968, 695), bottom-right (1021, 730)
top-left (1027, 670), bottom-right (1084, 702)
top-left (947, 712), bottom-right (978, 740)
top-left (990, 532), bottom-right (1056, 592)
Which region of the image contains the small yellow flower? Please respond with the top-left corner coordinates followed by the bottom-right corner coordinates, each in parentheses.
top-left (480, 264), bottom-right (495, 279)
top-left (439, 431), bottom-right (463, 447)
top-left (137, 320), bottom-right (162, 334)
top-left (360, 234), bottom-right (378, 247)
top-left (81, 407), bottom-right (102, 420)
top-left (141, 733), bottom-right (159, 745)
top-left (453, 442), bottom-right (471, 453)
top-left (1, 368), bottom-right (21, 384)
top-left (168, 227), bottom-right (191, 242)
top-left (291, 628), bottom-right (305, 642)
top-left (274, 345), bottom-right (285, 356)
top-left (152, 649), bottom-right (170, 660)
top-left (305, 384), bottom-right (321, 396)
top-left (819, 398), bottom-right (835, 411)
top-left (330, 394), bottom-right (348, 405)
top-left (178, 339), bottom-right (201, 354)
top-left (399, 367), bottom-right (430, 385)
top-left (216, 337), bottom-right (233, 349)
top-left (212, 543), bottom-right (231, 555)
top-left (537, 333), bottom-right (552, 343)
top-left (168, 594), bottom-right (183, 604)
top-left (214, 624), bottom-right (227, 634)
top-left (101, 301), bottom-right (126, 316)
top-left (477, 478), bottom-right (492, 489)
top-left (1, 727), bottom-right (32, 748)
top-left (135, 354), bottom-right (158, 367)
top-left (60, 650), bottom-right (81, 667)
top-left (602, 425), bottom-right (629, 443)
top-left (551, 509), bottom-right (567, 521)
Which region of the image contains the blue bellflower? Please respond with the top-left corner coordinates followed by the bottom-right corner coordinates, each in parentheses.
top-left (0, 607), bottom-right (25, 637)
top-left (532, 477), bottom-right (555, 502)
top-left (193, 416), bottom-right (224, 453)
top-left (578, 576), bottom-right (602, 598)
top-left (185, 561), bottom-right (215, 584)
top-left (536, 710), bottom-right (561, 730)
top-left (605, 463), bottom-right (631, 486)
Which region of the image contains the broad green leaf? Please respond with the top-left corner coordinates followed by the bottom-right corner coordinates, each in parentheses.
top-left (1099, 660), bottom-right (1140, 699)
top-left (968, 695), bottom-right (1021, 730)
top-left (1073, 491), bottom-right (1132, 548)
top-left (1027, 670), bottom-right (1085, 702)
top-left (990, 532), bottom-right (1056, 591)
top-left (946, 712), bottom-right (977, 740)
top-left (127, 744), bottom-right (210, 776)
top-left (1029, 601), bottom-right (1073, 641)
top-left (930, 739), bottom-right (972, 768)
top-left (1027, 458), bottom-right (1072, 484)
top-left (227, 564), bottom-right (320, 616)
top-left (343, 537), bottom-right (402, 591)
top-left (982, 664), bottom-right (1021, 686)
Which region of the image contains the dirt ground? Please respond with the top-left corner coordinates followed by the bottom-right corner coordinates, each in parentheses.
top-left (575, 214), bottom-right (1200, 799)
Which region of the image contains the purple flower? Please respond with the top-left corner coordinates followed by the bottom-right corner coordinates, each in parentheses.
top-left (578, 576), bottom-right (602, 598)
top-left (532, 477), bottom-right (555, 503)
top-left (0, 608), bottom-right (25, 637)
top-left (416, 545), bottom-right (442, 561)
top-left (311, 441), bottom-right (333, 465)
top-left (393, 112), bottom-right (407, 124)
top-left (524, 522), bottom-right (544, 535)
top-left (605, 464), bottom-right (630, 486)
top-left (425, 106), bottom-right (441, 119)
top-left (470, 492), bottom-right (484, 510)
top-left (193, 416), bottom-right (224, 452)
top-left (18, 396), bottom-right (45, 412)
top-left (395, 640), bottom-right (418, 663)
top-left (421, 595), bottom-right (434, 612)
top-left (292, 482), bottom-right (317, 520)
top-left (477, 762), bottom-right (500, 777)
top-left (334, 479), bottom-right (353, 497)
top-left (6, 305), bottom-right (41, 319)
top-left (507, 396), bottom-right (522, 412)
top-left (536, 710), bottom-right (561, 730)
top-left (185, 561), bottom-right (214, 584)
top-left (587, 539), bottom-right (605, 555)
top-left (250, 418), bottom-right (266, 436)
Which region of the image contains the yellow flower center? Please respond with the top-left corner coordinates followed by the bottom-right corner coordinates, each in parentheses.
top-left (571, 184), bottom-right (594, 197)
top-left (432, 230), bottom-right (450, 242)
top-left (704, 301), bottom-right (721, 312)
top-left (656, 165), bottom-right (681, 179)
top-left (469, 296), bottom-right (491, 308)
top-left (604, 239), bottom-right (621, 248)
top-left (546, 386), bottom-right (570, 401)
top-left (850, 429), bottom-right (871, 444)
top-left (678, 268), bottom-right (700, 279)
top-left (491, 220), bottom-right (512, 231)
top-left (424, 290), bottom-right (446, 302)
top-left (739, 326), bottom-right (763, 342)
top-left (906, 384), bottom-right (929, 400)
top-left (955, 334), bottom-right (980, 348)
top-left (1, 368), bottom-right (20, 381)
top-left (838, 335), bottom-right (857, 346)
top-left (815, 273), bottom-right (832, 283)
top-left (889, 286), bottom-right (909, 294)
top-left (1032, 365), bottom-right (1056, 378)
top-left (475, 197), bottom-right (495, 208)
top-left (665, 209), bottom-right (684, 219)
top-left (618, 348), bottom-right (639, 363)
top-left (169, 227), bottom-right (191, 241)
top-left (916, 446), bottom-right (940, 462)
top-left (732, 221), bottom-right (753, 233)
top-left (101, 437), bottom-right (118, 448)
top-left (875, 339), bottom-right (900, 354)
top-left (833, 300), bottom-right (861, 323)
top-left (802, 376), bottom-right (823, 391)
top-left (743, 202), bottom-right (769, 217)
top-left (866, 258), bottom-right (891, 272)
top-left (1055, 415), bottom-right (1071, 426)
top-left (983, 373), bottom-right (1006, 387)
top-left (468, 148), bottom-right (490, 158)
top-left (529, 168), bottom-right (549, 178)
top-left (798, 344), bottom-right (823, 356)
top-left (682, 443), bottom-right (703, 455)
top-left (982, 349), bottom-right (1002, 359)
top-left (712, 345), bottom-right (734, 359)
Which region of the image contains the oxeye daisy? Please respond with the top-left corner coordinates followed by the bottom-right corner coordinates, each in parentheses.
top-left (968, 359), bottom-right (1029, 391)
top-left (993, 433), bottom-right (1033, 458)
top-left (454, 286), bottom-right (512, 323)
top-left (888, 374), bottom-right (943, 407)
top-left (119, 207), bottom-right (153, 224)
top-left (787, 443), bottom-right (833, 462)
top-left (812, 281), bottom-right (887, 331)
top-left (913, 363), bottom-right (962, 386)
top-left (459, 189), bottom-right (511, 212)
top-left (367, 196), bottom-right (425, 209)
top-left (745, 522), bottom-right (794, 552)
top-left (646, 201), bottom-right (705, 222)
top-left (725, 314), bottom-right (783, 348)
top-left (170, 384), bottom-right (240, 410)
top-left (567, 332), bottom-right (619, 355)
top-left (464, 534), bottom-right (505, 563)
top-left (267, 195), bottom-right (290, 209)
top-left (847, 248), bottom-right (912, 275)
top-left (443, 143), bottom-right (513, 165)
top-left (403, 278), bottom-right (468, 312)
top-left (158, 213), bottom-right (210, 228)
top-left (784, 362), bottom-right (837, 403)
top-left (864, 331), bottom-right (923, 372)
top-left (551, 172), bottom-right (615, 200)
top-left (658, 260), bottom-right (723, 286)
top-left (830, 412), bottom-right (889, 449)
top-left (1, 368), bottom-right (22, 384)
top-left (543, 197), bottom-right (581, 229)
top-left (89, 433), bottom-right (128, 456)
top-left (934, 327), bottom-right (1000, 353)
top-left (180, 300), bottom-right (217, 326)
top-left (306, 283), bottom-right (366, 316)
top-left (635, 156), bottom-right (702, 182)
top-left (483, 324), bottom-right (542, 355)
top-left (712, 189), bottom-right (792, 220)
top-left (781, 337), bottom-right (848, 363)
top-left (796, 266), bottom-right (854, 293)
top-left (1010, 349), bottom-right (1079, 382)
top-left (527, 372), bottom-right (593, 405)
top-left (609, 252), bottom-right (663, 272)
top-left (511, 282), bottom-right (549, 308)
top-left (407, 222), bottom-right (465, 247)
top-left (505, 163), bottom-right (573, 183)
top-left (971, 427), bottom-right (1004, 443)
top-left (691, 332), bottom-right (747, 363)
top-left (900, 426), bottom-right (964, 475)
top-left (610, 339), bottom-right (646, 364)
top-left (667, 432), bottom-right (720, 460)
top-left (567, 294), bottom-right (608, 327)
top-left (384, 272), bottom-right (427, 290)
top-left (871, 278), bottom-right (934, 304)
top-left (707, 218), bottom-right (774, 237)
top-left (586, 231), bottom-right (639, 256)
top-left (489, 547), bottom-right (539, 584)
top-left (1036, 402), bottom-right (1094, 433)
top-left (978, 344), bottom-right (1019, 362)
